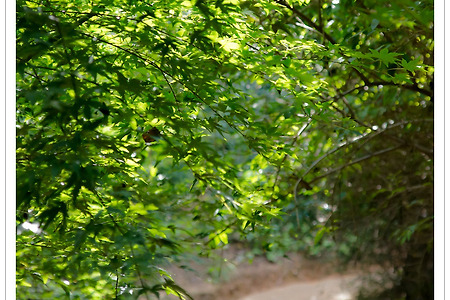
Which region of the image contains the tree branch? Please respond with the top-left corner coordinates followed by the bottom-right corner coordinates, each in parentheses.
top-left (271, 118), bottom-right (313, 200)
top-left (273, 0), bottom-right (432, 98)
top-left (309, 145), bottom-right (403, 184)
top-left (293, 118), bottom-right (432, 194)
top-left (274, 0), bottom-right (336, 44)
top-left (368, 81), bottom-right (433, 97)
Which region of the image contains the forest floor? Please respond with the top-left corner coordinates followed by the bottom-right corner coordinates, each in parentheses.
top-left (159, 244), bottom-right (381, 300)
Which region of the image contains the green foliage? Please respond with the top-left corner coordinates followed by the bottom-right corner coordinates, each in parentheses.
top-left (16, 0), bottom-right (433, 299)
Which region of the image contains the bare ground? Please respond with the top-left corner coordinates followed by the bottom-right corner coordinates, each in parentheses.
top-left (158, 246), bottom-right (379, 300)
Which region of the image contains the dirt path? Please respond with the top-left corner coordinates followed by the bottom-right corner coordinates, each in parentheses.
top-left (239, 274), bottom-right (362, 300)
top-left (161, 248), bottom-right (373, 300)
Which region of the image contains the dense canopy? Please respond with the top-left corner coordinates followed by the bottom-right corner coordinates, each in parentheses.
top-left (16, 0), bottom-right (433, 299)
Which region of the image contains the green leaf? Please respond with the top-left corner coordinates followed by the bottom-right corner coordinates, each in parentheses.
top-left (370, 19), bottom-right (380, 30)
top-left (314, 226), bottom-right (327, 245)
top-left (401, 58), bottom-right (421, 73)
top-left (370, 48), bottom-right (400, 66)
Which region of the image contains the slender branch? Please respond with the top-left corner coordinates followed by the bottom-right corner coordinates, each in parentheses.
top-left (129, 246), bottom-right (151, 300)
top-left (339, 96), bottom-right (358, 120)
top-left (161, 71), bottom-right (180, 104)
top-left (93, 191), bottom-right (151, 300)
top-left (309, 145), bottom-right (403, 184)
top-left (324, 91), bottom-right (433, 157)
top-left (293, 118), bottom-right (432, 197)
top-left (80, 32), bottom-right (254, 148)
top-left (274, 0), bottom-right (336, 44)
top-left (318, 0), bottom-right (324, 42)
top-left (271, 118), bottom-right (312, 200)
top-left (273, 0), bottom-right (432, 98)
top-left (272, 0), bottom-right (377, 85)
top-left (115, 269), bottom-right (119, 300)
top-left (80, 32), bottom-right (166, 79)
top-left (382, 132), bottom-right (433, 157)
top-left (329, 101), bottom-right (371, 129)
top-left (205, 221), bottom-right (237, 246)
top-left (31, 67), bottom-right (46, 87)
top-left (367, 81), bottom-right (433, 97)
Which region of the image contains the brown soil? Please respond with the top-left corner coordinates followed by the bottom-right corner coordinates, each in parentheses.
top-left (157, 245), bottom-right (377, 300)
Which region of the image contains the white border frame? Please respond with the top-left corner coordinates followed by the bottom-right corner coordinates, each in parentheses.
top-left (439, 0), bottom-right (448, 298)
top-left (4, 1), bottom-right (16, 300)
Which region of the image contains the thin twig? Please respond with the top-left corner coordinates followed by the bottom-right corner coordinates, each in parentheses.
top-left (274, 0), bottom-right (336, 44)
top-left (271, 118), bottom-right (313, 200)
top-left (115, 269), bottom-right (119, 300)
top-left (309, 145), bottom-right (403, 184)
top-left (93, 191), bottom-right (151, 300)
top-left (205, 221), bottom-right (237, 246)
top-left (274, 0), bottom-right (432, 97)
top-left (292, 118), bottom-right (433, 198)
top-left (80, 32), bottom-right (254, 148)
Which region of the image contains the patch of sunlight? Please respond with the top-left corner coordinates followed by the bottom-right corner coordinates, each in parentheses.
top-left (333, 292), bottom-right (353, 300)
